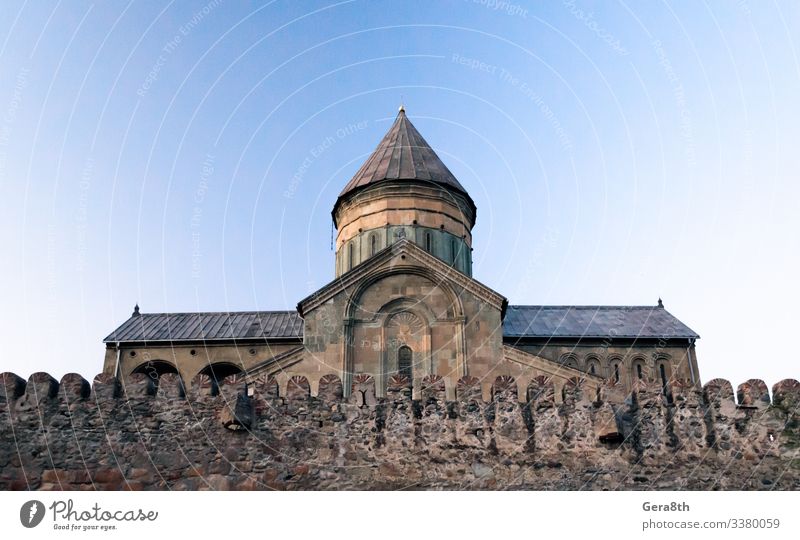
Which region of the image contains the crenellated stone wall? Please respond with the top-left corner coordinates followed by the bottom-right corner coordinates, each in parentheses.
top-left (1, 371), bottom-right (799, 490)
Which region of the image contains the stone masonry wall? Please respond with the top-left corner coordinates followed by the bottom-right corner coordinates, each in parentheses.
top-left (1, 371), bottom-right (798, 490)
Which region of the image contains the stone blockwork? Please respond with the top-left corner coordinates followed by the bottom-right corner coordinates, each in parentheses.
top-left (1, 371), bottom-right (799, 491)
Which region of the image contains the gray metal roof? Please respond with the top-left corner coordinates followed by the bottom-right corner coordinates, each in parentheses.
top-left (336, 108), bottom-right (472, 204)
top-left (503, 305), bottom-right (699, 340)
top-left (103, 311), bottom-right (303, 343)
top-left (103, 305), bottom-right (698, 344)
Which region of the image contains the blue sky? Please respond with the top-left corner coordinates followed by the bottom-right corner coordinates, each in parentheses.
top-left (1, 1), bottom-right (798, 388)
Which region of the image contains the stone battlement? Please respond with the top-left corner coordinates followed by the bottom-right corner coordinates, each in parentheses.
top-left (1, 371), bottom-right (799, 490)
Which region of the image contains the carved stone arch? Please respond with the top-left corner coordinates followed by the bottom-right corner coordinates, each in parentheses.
top-left (559, 352), bottom-right (581, 372)
top-left (653, 355), bottom-right (673, 399)
top-left (131, 359), bottom-right (178, 382)
top-left (630, 356), bottom-right (649, 382)
top-left (375, 296), bottom-right (438, 325)
top-left (344, 266), bottom-right (465, 321)
top-left (585, 355), bottom-right (602, 377)
top-left (379, 308), bottom-right (430, 398)
top-left (607, 356), bottom-right (624, 385)
top-left (342, 266), bottom-right (467, 397)
top-left (198, 362), bottom-right (243, 387)
top-left (317, 373), bottom-right (343, 404)
top-left (286, 375), bottom-right (311, 402)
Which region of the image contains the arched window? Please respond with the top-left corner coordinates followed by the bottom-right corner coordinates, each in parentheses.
top-left (348, 242), bottom-right (354, 270)
top-left (586, 357), bottom-right (601, 377)
top-left (199, 362), bottom-right (243, 386)
top-left (659, 364), bottom-right (668, 392)
top-left (132, 360), bottom-right (178, 381)
top-left (425, 232), bottom-right (432, 253)
top-left (398, 346), bottom-right (412, 379)
top-left (370, 233), bottom-right (377, 256)
top-left (614, 363), bottom-right (620, 383)
top-left (636, 363), bottom-right (643, 379)
top-left (451, 238), bottom-right (458, 265)
top-left (559, 353), bottom-right (579, 370)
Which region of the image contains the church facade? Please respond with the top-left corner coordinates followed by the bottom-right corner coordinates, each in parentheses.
top-left (102, 108), bottom-right (700, 403)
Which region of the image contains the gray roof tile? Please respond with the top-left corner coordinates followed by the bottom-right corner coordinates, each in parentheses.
top-left (104, 305), bottom-right (698, 344)
top-left (503, 305), bottom-right (699, 340)
top-left (336, 108), bottom-right (471, 203)
top-left (103, 311), bottom-right (303, 343)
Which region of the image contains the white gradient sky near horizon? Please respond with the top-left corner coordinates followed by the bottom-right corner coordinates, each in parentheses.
top-left (0, 1), bottom-right (798, 389)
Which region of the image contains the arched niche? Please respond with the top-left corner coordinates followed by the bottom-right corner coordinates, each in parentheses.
top-left (198, 362), bottom-right (243, 387)
top-left (630, 356), bottom-right (648, 382)
top-left (342, 267), bottom-right (466, 397)
top-left (131, 360), bottom-right (178, 381)
top-left (585, 356), bottom-right (602, 377)
top-left (380, 309), bottom-right (431, 397)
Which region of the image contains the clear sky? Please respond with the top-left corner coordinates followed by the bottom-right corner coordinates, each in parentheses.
top-left (1, 1), bottom-right (798, 389)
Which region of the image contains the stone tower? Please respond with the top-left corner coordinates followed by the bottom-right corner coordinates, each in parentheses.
top-left (332, 106), bottom-right (476, 276)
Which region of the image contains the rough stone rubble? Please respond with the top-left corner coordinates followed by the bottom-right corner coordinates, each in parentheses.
top-left (0, 371), bottom-right (798, 490)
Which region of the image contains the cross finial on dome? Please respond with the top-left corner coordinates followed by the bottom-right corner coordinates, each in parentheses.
top-left (133, 303), bottom-right (140, 316)
top-left (657, 297), bottom-right (664, 308)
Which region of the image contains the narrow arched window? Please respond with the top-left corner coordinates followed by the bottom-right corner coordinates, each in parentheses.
top-left (398, 346), bottom-right (412, 379)
top-left (451, 238), bottom-right (458, 265)
top-left (370, 234), bottom-right (377, 256)
top-left (348, 242), bottom-right (354, 270)
top-left (614, 363), bottom-right (620, 383)
top-left (636, 363), bottom-right (643, 379)
top-left (425, 232), bottom-right (432, 252)
top-left (589, 363), bottom-right (596, 375)
top-left (659, 363), bottom-right (673, 403)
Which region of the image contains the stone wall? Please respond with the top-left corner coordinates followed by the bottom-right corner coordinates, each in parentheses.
top-left (1, 371), bottom-right (798, 491)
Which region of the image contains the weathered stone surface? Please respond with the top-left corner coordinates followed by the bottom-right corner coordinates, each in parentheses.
top-left (703, 378), bottom-right (742, 456)
top-left (560, 377), bottom-right (597, 459)
top-left (491, 375), bottom-right (528, 454)
top-left (59, 373), bottom-right (90, 401)
top-left (0, 372), bottom-right (25, 404)
top-left (349, 373), bottom-right (377, 409)
top-left (317, 374), bottom-right (343, 404)
top-left (190, 374), bottom-right (215, 398)
top-left (419, 374), bottom-right (448, 448)
top-left (1, 372), bottom-right (799, 490)
top-left (456, 376), bottom-right (487, 445)
top-left (632, 378), bottom-right (669, 461)
top-left (122, 372), bottom-right (155, 398)
top-left (156, 373), bottom-right (185, 400)
top-left (668, 379), bottom-right (706, 457)
top-left (383, 374), bottom-right (413, 452)
top-left (737, 379), bottom-right (770, 409)
top-left (528, 376), bottom-right (561, 457)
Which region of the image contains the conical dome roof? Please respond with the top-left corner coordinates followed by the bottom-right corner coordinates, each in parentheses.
top-left (333, 108), bottom-right (475, 222)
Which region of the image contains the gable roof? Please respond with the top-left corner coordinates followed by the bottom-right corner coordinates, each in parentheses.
top-left (103, 310), bottom-right (302, 343)
top-left (297, 238), bottom-right (507, 318)
top-left (333, 108), bottom-right (475, 220)
top-left (503, 305), bottom-right (699, 340)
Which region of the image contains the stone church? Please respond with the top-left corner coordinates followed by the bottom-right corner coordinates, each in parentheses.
top-left (102, 107), bottom-right (701, 403)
